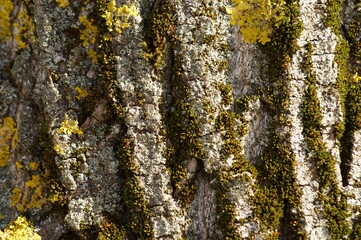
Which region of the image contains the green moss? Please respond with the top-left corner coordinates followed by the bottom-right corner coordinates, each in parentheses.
top-left (97, 216), bottom-right (126, 240)
top-left (338, 0), bottom-right (361, 187)
top-left (143, 0), bottom-right (175, 71)
top-left (116, 135), bottom-right (153, 239)
top-left (213, 109), bottom-right (255, 239)
top-left (75, 1), bottom-right (153, 238)
top-left (246, 0), bottom-right (306, 238)
top-left (351, 214), bottom-right (361, 240)
top-left (164, 100), bottom-right (204, 206)
top-left (301, 42), bottom-right (351, 239)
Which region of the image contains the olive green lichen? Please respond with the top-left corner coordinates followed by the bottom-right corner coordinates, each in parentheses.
top-left (152, 0), bottom-right (205, 207)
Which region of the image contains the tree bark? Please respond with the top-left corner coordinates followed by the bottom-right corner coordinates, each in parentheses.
top-left (0, 0), bottom-right (361, 239)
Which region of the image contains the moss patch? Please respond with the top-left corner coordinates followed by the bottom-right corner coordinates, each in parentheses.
top-left (116, 135), bottom-right (153, 239)
top-left (301, 41), bottom-right (351, 239)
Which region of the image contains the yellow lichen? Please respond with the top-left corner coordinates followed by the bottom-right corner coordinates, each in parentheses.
top-left (55, 0), bottom-right (69, 7)
top-left (57, 114), bottom-right (83, 135)
top-left (79, 15), bottom-right (98, 47)
top-left (352, 73), bottom-right (361, 83)
top-left (53, 143), bottom-right (66, 156)
top-left (0, 0), bottom-right (13, 42)
top-left (10, 188), bottom-right (23, 209)
top-left (87, 49), bottom-right (99, 63)
top-left (75, 86), bottom-right (89, 100)
top-left (101, 1), bottom-right (138, 37)
top-left (15, 162), bottom-right (23, 170)
top-left (10, 174), bottom-right (55, 211)
top-left (0, 117), bottom-right (18, 167)
top-left (13, 7), bottom-right (35, 49)
top-left (0, 1), bottom-right (35, 49)
top-left (25, 175), bottom-right (41, 188)
top-left (0, 216), bottom-right (41, 240)
top-left (230, 0), bottom-right (285, 44)
top-left (29, 162), bottom-right (39, 170)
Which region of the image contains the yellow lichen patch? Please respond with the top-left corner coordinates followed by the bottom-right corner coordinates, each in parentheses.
top-left (0, 216), bottom-right (41, 240)
top-left (10, 174), bottom-right (56, 211)
top-left (26, 175), bottom-right (47, 209)
top-left (29, 162), bottom-right (39, 170)
top-left (352, 73), bottom-right (361, 83)
top-left (13, 7), bottom-right (35, 49)
top-left (57, 114), bottom-right (83, 135)
top-left (15, 162), bottom-right (23, 170)
top-left (79, 15), bottom-right (98, 47)
top-left (0, 117), bottom-right (18, 167)
top-left (87, 49), bottom-right (99, 63)
top-left (101, 1), bottom-right (138, 36)
top-left (75, 86), bottom-right (89, 100)
top-left (0, 0), bottom-right (13, 42)
top-left (53, 143), bottom-right (66, 156)
top-left (10, 188), bottom-right (23, 210)
top-left (55, 0), bottom-right (69, 7)
top-left (230, 0), bottom-right (285, 44)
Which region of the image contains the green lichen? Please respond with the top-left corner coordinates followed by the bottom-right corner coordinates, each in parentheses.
top-left (78, 3), bottom-right (154, 237)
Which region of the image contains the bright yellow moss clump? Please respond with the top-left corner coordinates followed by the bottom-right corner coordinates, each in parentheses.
top-left (14, 7), bottom-right (35, 49)
top-left (0, 117), bottom-right (18, 167)
top-left (0, 216), bottom-right (41, 240)
top-left (352, 73), bottom-right (361, 83)
top-left (75, 86), bottom-right (89, 99)
top-left (57, 114), bottom-right (83, 135)
top-left (10, 174), bottom-right (59, 212)
top-left (55, 0), bottom-right (69, 7)
top-left (101, 1), bottom-right (138, 38)
top-left (229, 0), bottom-right (285, 44)
top-left (0, 0), bottom-right (13, 42)
top-left (79, 15), bottom-right (98, 47)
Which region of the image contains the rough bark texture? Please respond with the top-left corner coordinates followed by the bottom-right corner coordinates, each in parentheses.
top-left (0, 0), bottom-right (361, 239)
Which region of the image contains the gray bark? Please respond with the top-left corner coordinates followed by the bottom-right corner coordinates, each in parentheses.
top-left (0, 0), bottom-right (361, 239)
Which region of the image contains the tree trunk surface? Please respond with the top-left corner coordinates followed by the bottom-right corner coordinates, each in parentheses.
top-left (0, 0), bottom-right (361, 239)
